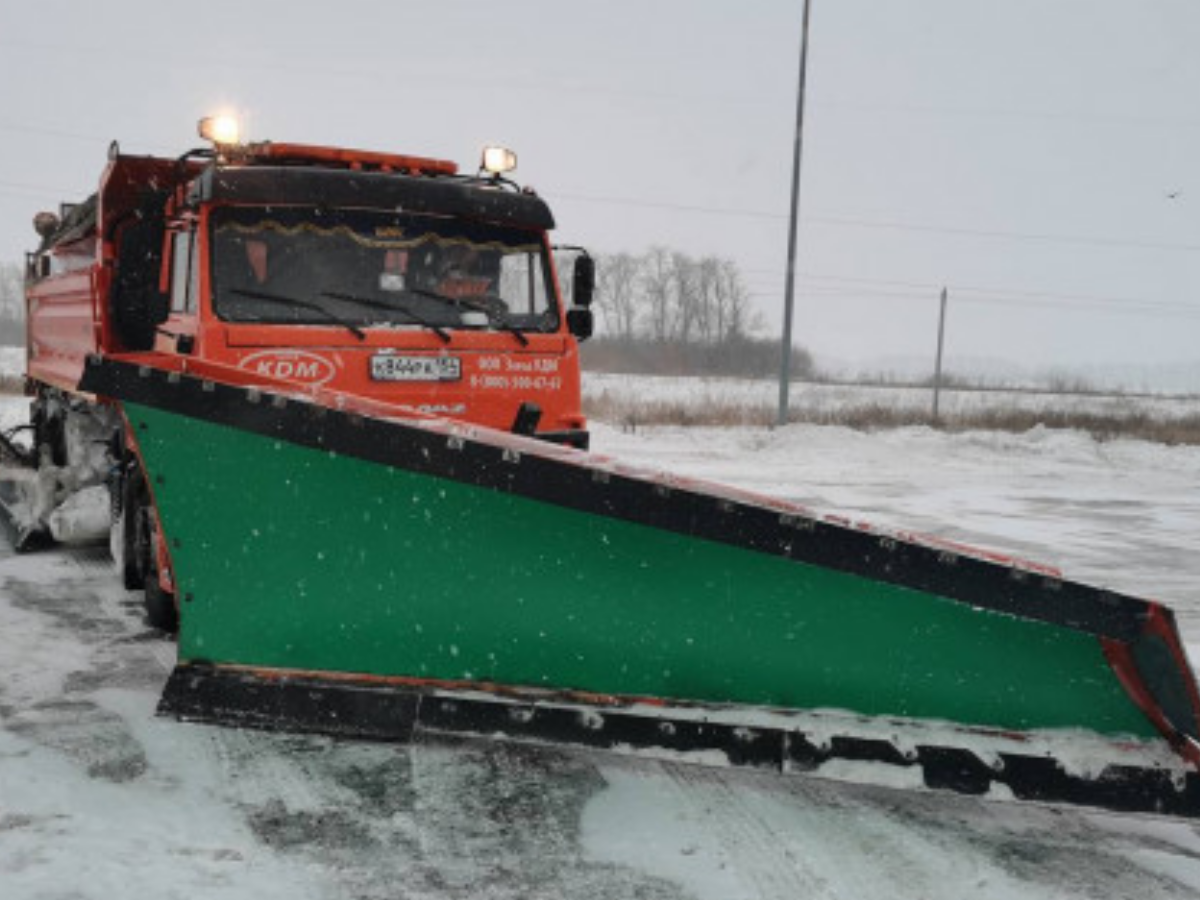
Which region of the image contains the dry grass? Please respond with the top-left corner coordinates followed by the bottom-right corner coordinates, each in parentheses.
top-left (585, 394), bottom-right (1200, 446)
top-left (2, 367), bottom-right (1193, 444)
top-left (934, 408), bottom-right (1200, 445)
top-left (586, 394), bottom-right (773, 429)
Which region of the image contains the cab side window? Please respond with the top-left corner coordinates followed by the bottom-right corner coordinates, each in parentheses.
top-left (498, 252), bottom-right (549, 316)
top-left (170, 232), bottom-right (198, 313)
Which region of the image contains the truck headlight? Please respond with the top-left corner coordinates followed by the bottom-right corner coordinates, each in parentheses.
top-left (481, 145), bottom-right (517, 175)
top-left (198, 114), bottom-right (242, 147)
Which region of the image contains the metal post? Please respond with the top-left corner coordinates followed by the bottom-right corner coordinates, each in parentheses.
top-left (932, 287), bottom-right (948, 422)
top-left (776, 0), bottom-right (814, 427)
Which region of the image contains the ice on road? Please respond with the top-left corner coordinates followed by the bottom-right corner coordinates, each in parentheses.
top-left (2, 418), bottom-right (1200, 899)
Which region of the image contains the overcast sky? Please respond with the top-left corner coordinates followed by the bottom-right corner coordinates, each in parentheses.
top-left (1, 0), bottom-right (1197, 379)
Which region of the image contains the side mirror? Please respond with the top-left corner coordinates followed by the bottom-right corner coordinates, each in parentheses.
top-left (572, 254), bottom-right (595, 307)
top-left (567, 307), bottom-right (593, 342)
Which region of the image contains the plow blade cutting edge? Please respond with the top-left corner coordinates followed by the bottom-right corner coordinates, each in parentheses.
top-left (79, 355), bottom-right (1200, 819)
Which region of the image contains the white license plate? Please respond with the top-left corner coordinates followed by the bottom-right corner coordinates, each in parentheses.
top-left (370, 355), bottom-right (461, 382)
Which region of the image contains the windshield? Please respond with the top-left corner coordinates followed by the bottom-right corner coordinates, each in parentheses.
top-left (209, 206), bottom-right (559, 333)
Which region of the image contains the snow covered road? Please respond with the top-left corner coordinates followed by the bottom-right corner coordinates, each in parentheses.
top-left (3, 417), bottom-right (1200, 899)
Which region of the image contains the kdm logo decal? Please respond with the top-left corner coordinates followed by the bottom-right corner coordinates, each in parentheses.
top-left (238, 351), bottom-right (338, 385)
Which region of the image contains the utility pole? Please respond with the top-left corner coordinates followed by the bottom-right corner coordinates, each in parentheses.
top-left (776, 0), bottom-right (814, 427)
top-left (932, 287), bottom-right (948, 422)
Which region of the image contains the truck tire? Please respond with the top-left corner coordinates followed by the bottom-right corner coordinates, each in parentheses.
top-left (117, 468), bottom-right (149, 591)
top-left (120, 461), bottom-right (177, 633)
top-left (144, 573), bottom-right (178, 633)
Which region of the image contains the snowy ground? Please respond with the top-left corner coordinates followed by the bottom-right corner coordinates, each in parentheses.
top-left (3, 394), bottom-right (1200, 898)
top-left (0, 347), bottom-right (24, 378)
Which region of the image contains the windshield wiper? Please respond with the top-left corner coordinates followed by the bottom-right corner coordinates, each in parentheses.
top-left (321, 291), bottom-right (451, 344)
top-left (229, 287), bottom-right (366, 341)
top-left (405, 286), bottom-right (530, 347)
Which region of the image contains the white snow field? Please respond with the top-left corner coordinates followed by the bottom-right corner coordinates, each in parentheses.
top-left (2, 391), bottom-right (1200, 899)
top-left (584, 371), bottom-right (1200, 424)
top-left (0, 347), bottom-right (24, 379)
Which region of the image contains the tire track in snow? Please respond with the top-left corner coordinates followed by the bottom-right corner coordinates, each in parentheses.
top-left (868, 786), bottom-right (1200, 899)
top-left (207, 728), bottom-right (685, 899)
top-left (0, 541), bottom-right (329, 900)
top-left (403, 734), bottom-right (684, 899)
top-left (584, 754), bottom-right (1200, 900)
top-left (0, 546), bottom-right (166, 784)
top-left (582, 756), bottom-right (975, 900)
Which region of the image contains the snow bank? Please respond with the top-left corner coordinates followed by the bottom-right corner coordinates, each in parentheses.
top-left (0, 345), bottom-right (25, 379)
top-left (48, 484), bottom-right (111, 544)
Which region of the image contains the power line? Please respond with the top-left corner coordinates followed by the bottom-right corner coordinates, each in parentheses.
top-left (0, 188), bottom-right (57, 204)
top-left (953, 295), bottom-right (1200, 318)
top-left (770, 284), bottom-right (1200, 319)
top-left (811, 98), bottom-right (1200, 131)
top-left (0, 120), bottom-right (175, 154)
top-left (0, 178), bottom-right (82, 195)
top-left (4, 37), bottom-right (1200, 129)
top-left (0, 120), bottom-right (117, 145)
top-left (551, 191), bottom-right (786, 222)
top-left (0, 38), bottom-right (792, 110)
top-left (743, 269), bottom-right (1200, 315)
top-left (552, 190), bottom-right (1200, 254)
top-left (812, 214), bottom-right (1200, 254)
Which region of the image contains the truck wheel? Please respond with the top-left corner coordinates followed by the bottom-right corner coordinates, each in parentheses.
top-left (144, 573), bottom-right (178, 633)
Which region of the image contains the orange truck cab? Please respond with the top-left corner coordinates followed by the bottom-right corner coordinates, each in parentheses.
top-left (26, 131), bottom-right (595, 448)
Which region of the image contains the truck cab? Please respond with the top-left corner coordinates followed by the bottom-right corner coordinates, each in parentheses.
top-left (31, 130), bottom-right (593, 448)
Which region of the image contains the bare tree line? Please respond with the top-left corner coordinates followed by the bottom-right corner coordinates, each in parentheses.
top-left (586, 247), bottom-right (761, 344)
top-left (562, 247), bottom-right (813, 379)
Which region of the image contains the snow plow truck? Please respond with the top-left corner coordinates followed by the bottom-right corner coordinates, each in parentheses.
top-left (5, 115), bottom-right (1200, 820)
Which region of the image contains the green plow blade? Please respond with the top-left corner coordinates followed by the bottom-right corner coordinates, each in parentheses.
top-left (80, 356), bottom-right (1200, 818)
